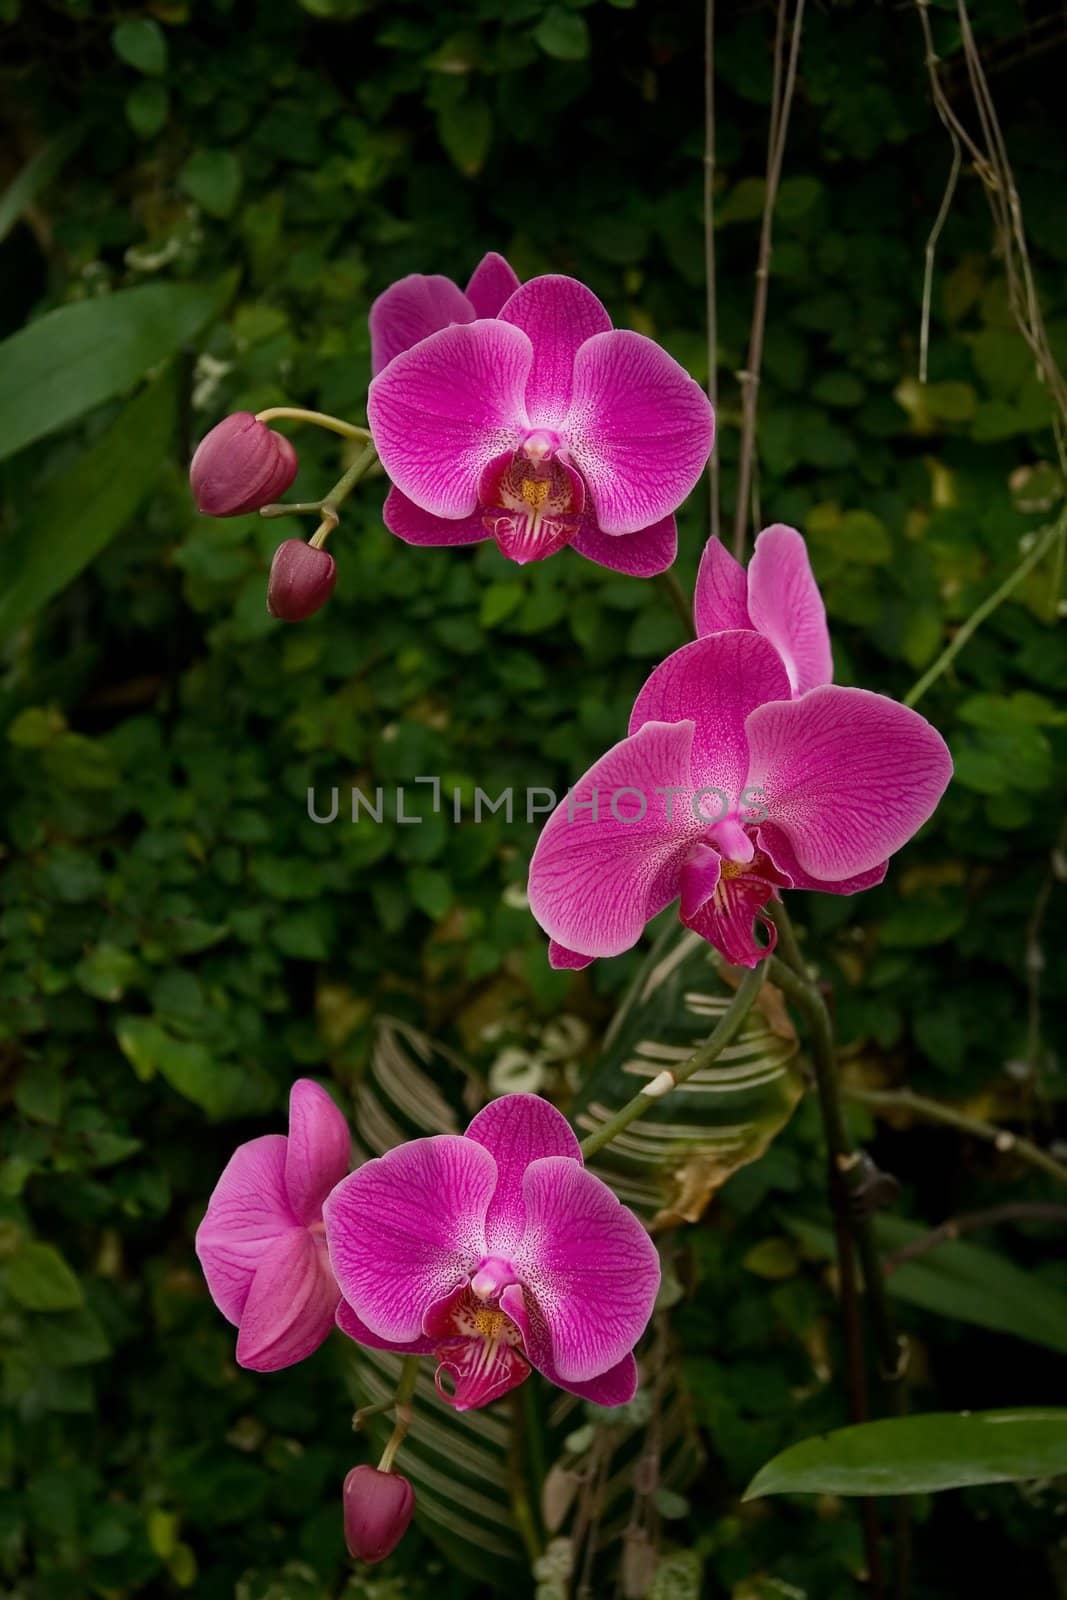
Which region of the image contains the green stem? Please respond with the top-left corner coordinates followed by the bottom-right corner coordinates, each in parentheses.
top-left (845, 1084), bottom-right (1067, 1187)
top-left (308, 442), bottom-right (379, 549)
top-left (254, 405), bottom-right (371, 442)
top-left (654, 570), bottom-right (697, 640)
top-left (376, 1354), bottom-right (420, 1474)
top-left (578, 961), bottom-right (767, 1159)
top-left (904, 510), bottom-right (1066, 708)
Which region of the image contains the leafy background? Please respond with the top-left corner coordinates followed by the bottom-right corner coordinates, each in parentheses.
top-left (1, 0), bottom-right (1065, 1596)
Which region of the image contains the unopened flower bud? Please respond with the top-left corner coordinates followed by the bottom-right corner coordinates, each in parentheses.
top-left (267, 539), bottom-right (337, 622)
top-left (190, 413), bottom-right (298, 516)
top-left (343, 1465), bottom-right (415, 1564)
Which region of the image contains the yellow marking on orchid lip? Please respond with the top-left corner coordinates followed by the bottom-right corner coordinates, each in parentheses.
top-left (520, 477), bottom-right (550, 509)
top-left (720, 860), bottom-right (748, 880)
top-left (473, 1308), bottom-right (508, 1338)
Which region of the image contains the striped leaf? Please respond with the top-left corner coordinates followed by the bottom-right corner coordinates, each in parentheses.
top-left (573, 927), bottom-right (804, 1227)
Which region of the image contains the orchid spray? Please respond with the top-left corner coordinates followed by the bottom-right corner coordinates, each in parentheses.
top-left (191, 251), bottom-right (961, 1580)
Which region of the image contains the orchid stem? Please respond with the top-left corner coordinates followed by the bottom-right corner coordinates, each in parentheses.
top-left (259, 500), bottom-right (326, 519)
top-left (308, 442), bottom-right (379, 550)
top-left (654, 570), bottom-right (696, 640)
top-left (578, 961), bottom-right (767, 1160)
top-left (376, 1355), bottom-right (420, 1474)
top-left (254, 406), bottom-right (371, 442)
top-left (904, 509), bottom-right (1066, 708)
top-left (844, 1084), bottom-right (1067, 1187)
top-left (768, 904), bottom-right (908, 1599)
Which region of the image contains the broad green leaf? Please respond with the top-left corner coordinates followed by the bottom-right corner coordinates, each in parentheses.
top-left (7, 1241), bottom-right (84, 1311)
top-left (112, 18), bottom-right (168, 75)
top-left (534, 8), bottom-right (591, 60)
top-left (573, 928), bottom-right (804, 1224)
top-left (744, 1409), bottom-right (1067, 1498)
top-left (0, 127), bottom-right (82, 246)
top-left (787, 1215), bottom-right (1067, 1356)
top-left (179, 150), bottom-right (243, 218)
top-left (0, 373), bottom-right (176, 643)
top-left (126, 82), bottom-right (170, 139)
top-left (0, 275), bottom-right (232, 462)
top-left (437, 97), bottom-right (492, 177)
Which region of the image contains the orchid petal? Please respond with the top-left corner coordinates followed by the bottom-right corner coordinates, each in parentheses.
top-left (368, 320), bottom-right (532, 519)
top-left (284, 1079), bottom-right (350, 1226)
top-left (195, 1134), bottom-right (293, 1325)
top-left (628, 632), bottom-right (791, 800)
top-left (499, 276), bottom-right (612, 427)
top-left (757, 823), bottom-right (888, 895)
top-left (572, 514), bottom-right (677, 576)
top-left (548, 940), bottom-right (595, 970)
top-left (564, 330), bottom-right (714, 534)
top-left (694, 537), bottom-right (751, 635)
top-left (336, 1298), bottom-right (435, 1354)
top-left (744, 686), bottom-right (953, 881)
top-left (747, 524), bottom-right (833, 695)
top-left (465, 1094), bottom-right (582, 1256)
top-left (323, 1136), bottom-right (495, 1344)
top-left (383, 485), bottom-right (490, 547)
top-left (234, 1229), bottom-right (338, 1372)
top-left (678, 842), bottom-right (722, 921)
top-left (499, 1285), bottom-right (638, 1405)
top-left (527, 720), bottom-right (702, 960)
top-left (369, 274), bottom-right (474, 376)
top-left (465, 252), bottom-right (521, 318)
top-left (513, 1158), bottom-right (660, 1383)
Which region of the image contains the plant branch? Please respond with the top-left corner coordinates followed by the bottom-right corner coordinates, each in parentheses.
top-left (903, 509), bottom-right (1066, 707)
top-left (704, 0), bottom-right (720, 541)
top-left (883, 1203), bottom-right (1067, 1275)
top-left (654, 569), bottom-right (696, 639)
top-left (844, 1084), bottom-right (1067, 1187)
top-left (376, 1354), bottom-right (420, 1474)
top-left (254, 406), bottom-right (372, 442)
top-left (732, 0), bottom-right (807, 559)
top-left (769, 911), bottom-right (908, 1598)
top-left (578, 961), bottom-right (767, 1159)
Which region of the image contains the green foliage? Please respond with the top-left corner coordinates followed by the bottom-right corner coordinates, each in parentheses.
top-left (1, 1), bottom-right (1065, 1596)
top-left (745, 1410), bottom-right (1067, 1499)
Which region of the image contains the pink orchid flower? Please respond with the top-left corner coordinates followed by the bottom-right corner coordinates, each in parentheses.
top-left (195, 1079), bottom-right (350, 1372)
top-left (367, 274), bottom-right (714, 575)
top-left (528, 624), bottom-right (953, 970)
top-left (370, 251), bottom-right (521, 376)
top-left (324, 1093), bottom-right (660, 1412)
top-left (696, 524), bottom-right (832, 697)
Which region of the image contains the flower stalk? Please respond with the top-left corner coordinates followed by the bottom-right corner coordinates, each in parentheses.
top-left (578, 960), bottom-right (768, 1160)
top-left (254, 406), bottom-right (372, 443)
top-left (376, 1355), bottom-right (420, 1474)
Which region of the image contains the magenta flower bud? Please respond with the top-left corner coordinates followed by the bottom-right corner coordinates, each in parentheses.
top-left (190, 412), bottom-right (298, 516)
top-left (267, 539), bottom-right (337, 622)
top-left (343, 1466), bottom-right (415, 1564)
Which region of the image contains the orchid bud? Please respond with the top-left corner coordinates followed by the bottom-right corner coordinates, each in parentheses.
top-left (190, 413), bottom-right (298, 516)
top-left (267, 539), bottom-right (337, 622)
top-left (343, 1465), bottom-right (415, 1564)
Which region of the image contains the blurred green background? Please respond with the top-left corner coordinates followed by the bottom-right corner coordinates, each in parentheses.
top-left (1, 1), bottom-right (1065, 1596)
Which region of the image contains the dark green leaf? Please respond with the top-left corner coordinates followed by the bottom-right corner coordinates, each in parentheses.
top-left (7, 1242), bottom-right (85, 1311)
top-left (112, 19), bottom-right (168, 75)
top-left (745, 1410), bottom-right (1067, 1498)
top-left (0, 373), bottom-right (176, 642)
top-left (0, 275), bottom-right (231, 462)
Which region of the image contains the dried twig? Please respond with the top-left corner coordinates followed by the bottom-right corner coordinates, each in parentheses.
top-left (883, 1203), bottom-right (1067, 1275)
top-left (732, 0), bottom-right (807, 559)
top-left (704, 0), bottom-right (720, 541)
